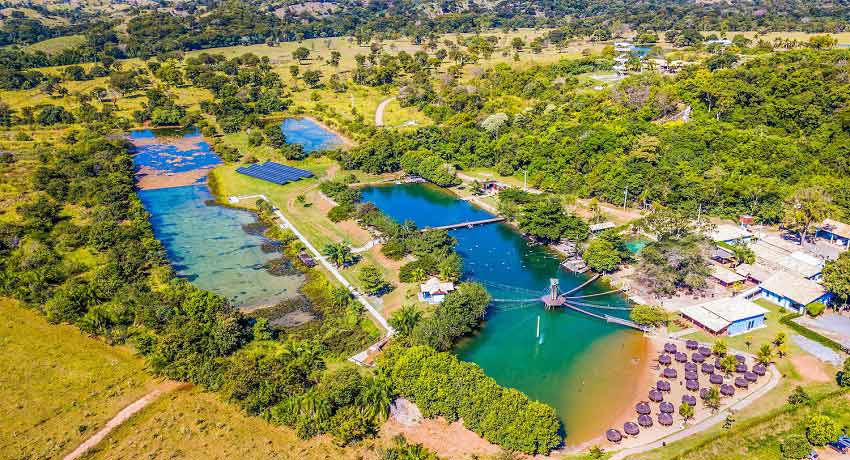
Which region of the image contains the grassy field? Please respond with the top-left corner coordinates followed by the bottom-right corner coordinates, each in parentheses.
top-left (0, 298), bottom-right (154, 460)
top-left (24, 34), bottom-right (86, 54)
top-left (80, 386), bottom-right (371, 460)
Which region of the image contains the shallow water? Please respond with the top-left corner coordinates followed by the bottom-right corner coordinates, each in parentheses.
top-left (361, 183), bottom-right (648, 446)
top-left (131, 128), bottom-right (303, 309)
top-left (281, 118), bottom-right (345, 152)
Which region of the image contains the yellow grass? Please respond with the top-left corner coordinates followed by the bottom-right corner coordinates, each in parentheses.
top-left (24, 34), bottom-right (86, 54)
top-left (0, 298), bottom-right (154, 460)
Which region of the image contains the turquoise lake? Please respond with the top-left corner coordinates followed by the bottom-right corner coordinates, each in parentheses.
top-left (281, 118), bottom-right (345, 152)
top-left (361, 183), bottom-right (649, 445)
top-left (131, 129), bottom-right (303, 309)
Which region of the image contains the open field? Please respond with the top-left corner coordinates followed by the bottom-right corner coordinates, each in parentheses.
top-left (0, 299), bottom-right (154, 460)
top-left (80, 386), bottom-right (371, 460)
top-left (24, 34), bottom-right (86, 54)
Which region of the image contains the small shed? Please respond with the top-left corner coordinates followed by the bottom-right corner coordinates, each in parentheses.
top-left (759, 271), bottom-right (831, 313)
top-left (589, 222), bottom-right (616, 233)
top-left (418, 277), bottom-right (455, 304)
top-left (818, 218), bottom-right (850, 248)
top-left (708, 224), bottom-right (753, 244)
top-left (734, 263), bottom-right (772, 284)
top-left (680, 297), bottom-right (768, 336)
top-left (710, 265), bottom-right (746, 287)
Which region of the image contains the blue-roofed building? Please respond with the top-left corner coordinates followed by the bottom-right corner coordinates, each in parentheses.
top-left (818, 219), bottom-right (850, 250)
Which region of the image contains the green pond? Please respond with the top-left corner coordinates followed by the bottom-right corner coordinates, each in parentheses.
top-left (361, 183), bottom-right (649, 446)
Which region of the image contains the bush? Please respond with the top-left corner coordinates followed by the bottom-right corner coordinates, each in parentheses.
top-left (584, 237), bottom-right (622, 272)
top-left (806, 414), bottom-right (841, 446)
top-left (781, 433), bottom-right (812, 459)
top-left (806, 302), bottom-right (826, 317)
top-left (410, 282), bottom-right (491, 351)
top-left (629, 304), bottom-right (668, 327)
top-left (327, 204), bottom-right (354, 222)
top-left (381, 345), bottom-right (561, 454)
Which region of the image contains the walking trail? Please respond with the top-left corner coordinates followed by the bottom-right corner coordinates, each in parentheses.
top-left (375, 97), bottom-right (395, 127)
top-left (63, 381), bottom-right (184, 460)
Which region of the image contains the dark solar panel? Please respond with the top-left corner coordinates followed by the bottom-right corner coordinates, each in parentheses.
top-left (236, 161), bottom-right (314, 185)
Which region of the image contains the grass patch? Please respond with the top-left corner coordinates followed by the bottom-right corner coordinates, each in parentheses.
top-left (24, 35), bottom-right (86, 54)
top-left (0, 298), bottom-right (153, 460)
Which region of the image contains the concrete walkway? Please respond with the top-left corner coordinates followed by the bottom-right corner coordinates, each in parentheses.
top-left (375, 97), bottom-right (395, 127)
top-left (230, 194), bottom-right (393, 335)
top-left (609, 341), bottom-right (782, 460)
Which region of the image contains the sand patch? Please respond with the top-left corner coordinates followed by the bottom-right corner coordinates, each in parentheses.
top-left (135, 167), bottom-right (212, 190)
top-left (129, 134), bottom-right (206, 150)
top-left (792, 354), bottom-right (832, 383)
top-left (381, 414), bottom-right (501, 459)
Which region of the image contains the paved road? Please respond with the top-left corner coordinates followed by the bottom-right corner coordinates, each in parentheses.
top-left (375, 97), bottom-right (395, 127)
top-left (609, 342), bottom-right (782, 460)
top-left (231, 194), bottom-right (393, 334)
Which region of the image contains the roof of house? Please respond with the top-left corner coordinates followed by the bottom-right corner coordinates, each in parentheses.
top-left (708, 224), bottom-right (752, 243)
top-left (821, 218), bottom-right (850, 239)
top-left (778, 251), bottom-right (823, 279)
top-left (680, 297), bottom-right (768, 333)
top-left (760, 271), bottom-right (827, 306)
top-left (589, 221), bottom-right (616, 232)
top-left (711, 265), bottom-right (746, 284)
top-left (420, 277), bottom-right (455, 295)
top-left (734, 263), bottom-right (772, 282)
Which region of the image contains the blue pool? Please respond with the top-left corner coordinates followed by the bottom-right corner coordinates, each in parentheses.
top-left (281, 118), bottom-right (345, 152)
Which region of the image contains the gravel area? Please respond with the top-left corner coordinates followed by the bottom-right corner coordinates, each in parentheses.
top-left (792, 334), bottom-right (843, 365)
top-left (796, 314), bottom-right (850, 348)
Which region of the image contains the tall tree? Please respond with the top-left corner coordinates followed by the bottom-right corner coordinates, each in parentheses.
top-left (783, 187), bottom-right (832, 244)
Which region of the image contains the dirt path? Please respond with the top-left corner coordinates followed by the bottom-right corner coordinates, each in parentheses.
top-left (375, 97), bottom-right (395, 127)
top-left (62, 381), bottom-right (184, 460)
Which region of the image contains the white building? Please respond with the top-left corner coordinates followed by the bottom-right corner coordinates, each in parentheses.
top-left (680, 297), bottom-right (768, 336)
top-left (418, 277), bottom-right (455, 304)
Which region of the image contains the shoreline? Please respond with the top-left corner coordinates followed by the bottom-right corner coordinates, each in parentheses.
top-left (294, 115), bottom-right (357, 149)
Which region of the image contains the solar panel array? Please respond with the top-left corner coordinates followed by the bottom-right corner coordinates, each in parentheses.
top-left (236, 161), bottom-right (314, 185)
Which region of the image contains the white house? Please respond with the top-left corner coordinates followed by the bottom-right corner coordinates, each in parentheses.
top-left (680, 297), bottom-right (768, 336)
top-left (708, 224), bottom-right (753, 244)
top-left (759, 271), bottom-right (832, 313)
top-left (418, 277), bottom-right (455, 304)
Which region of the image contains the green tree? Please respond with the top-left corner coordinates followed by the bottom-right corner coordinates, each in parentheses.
top-left (781, 433), bottom-right (812, 460)
top-left (518, 199), bottom-right (588, 243)
top-left (756, 344), bottom-right (774, 365)
top-left (302, 69), bottom-right (322, 88)
top-left (806, 415), bottom-right (841, 446)
top-left (712, 339), bottom-right (728, 356)
top-left (357, 373), bottom-right (394, 422)
top-left (787, 386), bottom-right (812, 406)
top-left (323, 242), bottom-right (355, 267)
top-left (704, 387), bottom-right (721, 411)
top-left (783, 187), bottom-right (833, 244)
top-left (438, 253), bottom-right (463, 282)
top-left (328, 50), bottom-right (341, 67)
top-left (839, 357), bottom-right (850, 387)
top-left (359, 264), bottom-right (390, 295)
top-left (389, 305), bottom-right (422, 337)
top-left (679, 402), bottom-right (694, 421)
top-left (628, 304), bottom-right (668, 327)
top-left (720, 354), bottom-right (738, 376)
top-left (806, 302), bottom-right (826, 317)
top-left (584, 238), bottom-right (622, 272)
top-left (292, 47), bottom-right (311, 63)
top-left (823, 252), bottom-right (850, 303)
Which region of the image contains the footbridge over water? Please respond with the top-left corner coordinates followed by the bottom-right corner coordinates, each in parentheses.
top-left (422, 217), bottom-right (506, 231)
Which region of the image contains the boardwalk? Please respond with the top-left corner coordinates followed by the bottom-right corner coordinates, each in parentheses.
top-left (424, 217), bottom-right (505, 231)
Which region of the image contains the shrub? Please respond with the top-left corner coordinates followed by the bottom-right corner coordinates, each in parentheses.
top-left (806, 414), bottom-right (841, 446)
top-left (584, 237), bottom-right (622, 272)
top-left (781, 433), bottom-right (812, 459)
top-left (327, 204), bottom-right (354, 222)
top-left (629, 304), bottom-right (668, 327)
top-left (806, 302), bottom-right (826, 317)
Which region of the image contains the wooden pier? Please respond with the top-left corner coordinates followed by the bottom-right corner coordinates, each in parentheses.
top-left (424, 217), bottom-right (506, 231)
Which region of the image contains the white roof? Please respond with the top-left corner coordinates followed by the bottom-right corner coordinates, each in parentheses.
top-left (420, 276), bottom-right (455, 295)
top-left (760, 271), bottom-right (826, 306)
top-left (589, 222), bottom-right (616, 232)
top-left (708, 224), bottom-right (752, 243)
top-left (711, 265), bottom-right (745, 284)
top-left (821, 218), bottom-right (850, 239)
top-left (734, 263), bottom-right (772, 282)
top-left (778, 251), bottom-right (822, 279)
top-left (680, 297), bottom-right (769, 333)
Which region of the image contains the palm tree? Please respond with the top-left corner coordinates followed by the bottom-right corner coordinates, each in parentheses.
top-left (389, 305), bottom-right (422, 337)
top-left (322, 242), bottom-right (354, 267)
top-left (299, 388), bottom-right (331, 421)
top-left (357, 373), bottom-right (394, 422)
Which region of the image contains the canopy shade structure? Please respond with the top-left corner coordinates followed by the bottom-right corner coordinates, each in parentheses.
top-left (649, 390), bottom-right (664, 402)
top-left (736, 363), bottom-right (748, 373)
top-left (675, 352), bottom-right (688, 363)
top-left (686, 340), bottom-right (699, 350)
top-left (664, 343), bottom-right (677, 353)
top-left (721, 384), bottom-right (735, 396)
top-left (753, 364), bottom-right (767, 376)
top-left (606, 429), bottom-right (623, 443)
top-left (657, 380), bottom-right (671, 392)
top-left (735, 377), bottom-right (749, 388)
top-left (682, 394), bottom-right (697, 406)
top-left (636, 401), bottom-right (651, 415)
top-left (744, 371), bottom-right (758, 382)
top-left (659, 402), bottom-right (674, 413)
top-left (624, 422), bottom-right (640, 436)
top-left (684, 362), bottom-right (697, 373)
top-left (692, 353), bottom-right (705, 363)
top-left (658, 413), bottom-right (674, 426)
top-left (685, 371), bottom-right (699, 381)
top-left (701, 363), bottom-right (715, 374)
top-left (659, 354), bottom-right (672, 366)
top-left (638, 414), bottom-right (653, 427)
top-left (735, 355), bottom-right (746, 364)
top-left (663, 368), bottom-right (678, 379)
top-left (686, 379), bottom-right (700, 391)
top-left (700, 388), bottom-right (711, 400)
top-left (698, 346), bottom-right (712, 357)
top-left (710, 374), bottom-right (724, 385)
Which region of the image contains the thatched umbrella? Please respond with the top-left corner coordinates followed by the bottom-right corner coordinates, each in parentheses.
top-left (658, 413), bottom-right (674, 426)
top-left (685, 371), bottom-right (699, 381)
top-left (664, 343), bottom-right (677, 354)
top-left (606, 429), bottom-right (623, 443)
top-left (753, 364), bottom-right (767, 376)
top-left (659, 401), bottom-right (674, 413)
top-left (700, 388), bottom-right (711, 400)
top-left (624, 421), bottom-right (640, 436)
top-left (744, 371), bottom-right (758, 382)
top-left (735, 354), bottom-right (746, 364)
top-left (686, 340), bottom-right (699, 350)
top-left (657, 380), bottom-right (671, 392)
top-left (691, 352), bottom-right (706, 363)
top-left (675, 352), bottom-right (688, 363)
top-left (721, 384), bottom-right (735, 396)
top-left (714, 357), bottom-right (723, 370)
top-left (710, 374), bottom-right (724, 385)
top-left (735, 363), bottom-right (748, 373)
top-left (638, 414), bottom-right (653, 427)
top-left (682, 394), bottom-right (697, 406)
top-left (684, 362), bottom-right (697, 373)
top-left (701, 362), bottom-right (715, 374)
top-left (636, 401), bottom-right (651, 415)
top-left (698, 346), bottom-right (712, 357)
top-left (659, 354), bottom-right (672, 366)
top-left (686, 379), bottom-right (700, 391)
top-left (735, 377), bottom-right (749, 388)
top-left (663, 367), bottom-right (678, 379)
top-left (649, 389), bottom-right (664, 402)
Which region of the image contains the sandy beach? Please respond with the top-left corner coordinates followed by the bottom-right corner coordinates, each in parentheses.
top-left (135, 166), bottom-right (213, 190)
